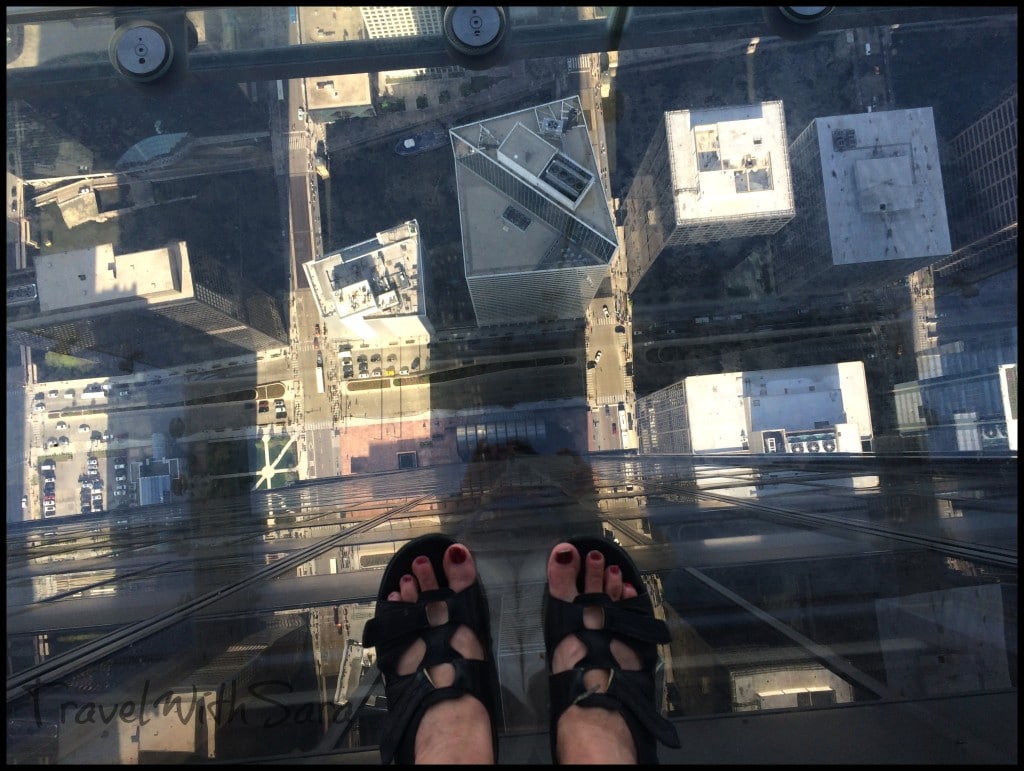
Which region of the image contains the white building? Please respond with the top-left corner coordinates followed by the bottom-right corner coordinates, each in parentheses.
top-left (624, 101), bottom-right (794, 292)
top-left (637, 361), bottom-right (874, 456)
top-left (451, 97), bottom-right (618, 325)
top-left (302, 220), bottom-right (433, 346)
top-left (775, 108), bottom-right (952, 295)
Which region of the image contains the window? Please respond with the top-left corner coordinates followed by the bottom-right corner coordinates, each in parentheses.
top-left (4, 6), bottom-right (1017, 766)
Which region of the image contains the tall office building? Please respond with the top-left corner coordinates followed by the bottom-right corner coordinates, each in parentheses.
top-left (774, 108), bottom-right (951, 296)
top-left (623, 101), bottom-right (794, 293)
top-left (893, 328), bottom-right (1017, 453)
top-left (302, 220), bottom-right (433, 347)
top-left (359, 6), bottom-right (459, 83)
top-left (935, 86), bottom-right (1017, 281)
top-left (7, 241), bottom-right (287, 366)
top-left (636, 361), bottom-right (874, 456)
top-left (451, 97), bottom-right (618, 326)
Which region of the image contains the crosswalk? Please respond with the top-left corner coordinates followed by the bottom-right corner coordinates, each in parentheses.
top-left (303, 420), bottom-right (334, 432)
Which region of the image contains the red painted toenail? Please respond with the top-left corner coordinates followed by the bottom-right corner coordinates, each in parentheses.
top-left (413, 556), bottom-right (429, 567)
top-left (449, 546), bottom-right (466, 564)
top-left (609, 564), bottom-right (621, 575)
top-left (401, 575), bottom-right (414, 584)
top-left (555, 548), bottom-right (574, 564)
top-left (588, 550), bottom-right (602, 562)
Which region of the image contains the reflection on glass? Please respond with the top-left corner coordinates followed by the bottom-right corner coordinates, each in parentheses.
top-left (6, 5), bottom-right (1017, 765)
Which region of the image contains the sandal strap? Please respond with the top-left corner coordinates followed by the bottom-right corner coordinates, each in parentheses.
top-left (379, 657), bottom-right (494, 765)
top-left (555, 668), bottom-right (681, 756)
top-left (546, 591), bottom-right (678, 763)
top-left (363, 580), bottom-right (497, 764)
top-left (364, 583), bottom-right (492, 669)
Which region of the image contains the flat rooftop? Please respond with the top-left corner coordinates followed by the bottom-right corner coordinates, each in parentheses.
top-left (684, 361), bottom-right (873, 452)
top-left (450, 96), bottom-right (617, 276)
top-left (303, 220), bottom-right (423, 321)
top-left (305, 73), bottom-right (373, 111)
top-left (34, 241), bottom-right (191, 313)
top-left (813, 108), bottom-right (951, 265)
top-left (667, 101), bottom-right (794, 223)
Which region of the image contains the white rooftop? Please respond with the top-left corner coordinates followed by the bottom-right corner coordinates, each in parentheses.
top-left (813, 108), bottom-right (951, 265)
top-left (302, 220), bottom-right (423, 322)
top-left (685, 361), bottom-right (873, 453)
top-left (34, 242), bottom-right (191, 313)
top-left (667, 101), bottom-right (794, 224)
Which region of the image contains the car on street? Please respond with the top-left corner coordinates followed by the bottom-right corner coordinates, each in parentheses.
top-left (313, 336), bottom-right (320, 350)
top-left (258, 400), bottom-right (269, 414)
top-left (79, 424), bottom-right (90, 433)
top-left (59, 436), bottom-right (70, 446)
top-left (400, 367), bottom-right (409, 375)
top-left (387, 353), bottom-right (397, 363)
top-left (314, 323), bottom-right (320, 336)
top-left (358, 372), bottom-right (369, 379)
top-left (48, 389), bottom-right (59, 398)
top-left (56, 421), bottom-right (68, 431)
top-left (603, 305), bottom-right (609, 318)
top-left (34, 402), bottom-right (46, 413)
top-left (371, 353), bottom-right (381, 363)
top-left (372, 368), bottom-right (382, 377)
top-left (594, 350), bottom-right (602, 363)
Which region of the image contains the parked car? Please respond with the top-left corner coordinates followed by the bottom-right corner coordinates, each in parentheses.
top-left (56, 421), bottom-right (68, 431)
top-left (59, 436), bottom-right (70, 446)
top-left (594, 350), bottom-right (602, 363)
top-left (48, 389), bottom-right (59, 398)
top-left (79, 424), bottom-right (90, 433)
top-left (34, 402), bottom-right (46, 413)
top-left (258, 400), bottom-right (269, 414)
top-left (603, 305), bottom-right (610, 318)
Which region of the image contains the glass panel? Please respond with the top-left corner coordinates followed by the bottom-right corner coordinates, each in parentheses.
top-left (6, 5), bottom-right (1017, 765)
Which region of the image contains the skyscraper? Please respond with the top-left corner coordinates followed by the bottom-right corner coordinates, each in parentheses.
top-left (637, 361), bottom-right (874, 456)
top-left (451, 97), bottom-right (617, 325)
top-left (774, 108), bottom-right (952, 296)
top-left (934, 85), bottom-right (1017, 281)
top-left (893, 328), bottom-right (1017, 453)
top-left (7, 241), bottom-right (287, 367)
top-left (302, 220), bottom-right (433, 347)
top-left (623, 101), bottom-right (794, 293)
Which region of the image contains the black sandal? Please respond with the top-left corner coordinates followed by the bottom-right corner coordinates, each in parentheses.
top-left (361, 534), bottom-right (500, 764)
top-left (544, 537), bottom-right (680, 764)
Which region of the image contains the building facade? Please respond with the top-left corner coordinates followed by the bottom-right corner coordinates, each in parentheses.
top-left (7, 241), bottom-right (287, 367)
top-left (302, 220), bottom-right (433, 347)
top-left (774, 108), bottom-right (952, 296)
top-left (934, 85), bottom-right (1017, 282)
top-left (894, 326), bottom-right (1017, 453)
top-left (623, 101), bottom-right (794, 293)
top-left (451, 97), bottom-right (618, 325)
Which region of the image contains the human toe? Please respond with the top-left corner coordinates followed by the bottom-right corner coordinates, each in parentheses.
top-left (442, 543), bottom-right (477, 592)
top-left (547, 542), bottom-right (581, 603)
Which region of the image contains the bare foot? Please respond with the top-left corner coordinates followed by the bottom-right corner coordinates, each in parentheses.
top-left (386, 543), bottom-right (494, 764)
top-left (547, 543), bottom-right (641, 764)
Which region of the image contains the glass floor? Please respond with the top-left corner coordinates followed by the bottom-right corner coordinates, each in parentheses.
top-left (6, 6), bottom-right (1017, 764)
